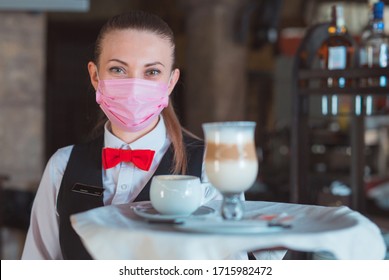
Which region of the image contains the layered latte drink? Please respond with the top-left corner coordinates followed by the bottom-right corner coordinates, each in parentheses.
top-left (203, 122), bottom-right (258, 193)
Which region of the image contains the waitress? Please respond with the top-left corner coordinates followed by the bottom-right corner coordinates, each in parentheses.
top-left (21, 10), bottom-right (220, 260)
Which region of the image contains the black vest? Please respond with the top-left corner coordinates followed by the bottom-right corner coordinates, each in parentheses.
top-left (57, 134), bottom-right (204, 260)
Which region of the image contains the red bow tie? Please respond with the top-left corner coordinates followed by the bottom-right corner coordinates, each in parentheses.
top-left (102, 147), bottom-right (155, 171)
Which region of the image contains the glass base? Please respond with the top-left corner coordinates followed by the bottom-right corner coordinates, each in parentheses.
top-left (221, 193), bottom-right (244, 220)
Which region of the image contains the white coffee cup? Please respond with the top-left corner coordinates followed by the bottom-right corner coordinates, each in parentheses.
top-left (150, 175), bottom-right (202, 216)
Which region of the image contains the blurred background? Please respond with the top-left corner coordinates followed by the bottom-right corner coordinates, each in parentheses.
top-left (1, 0), bottom-right (388, 259)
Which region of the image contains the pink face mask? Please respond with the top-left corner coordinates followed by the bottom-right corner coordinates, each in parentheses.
top-left (95, 78), bottom-right (170, 132)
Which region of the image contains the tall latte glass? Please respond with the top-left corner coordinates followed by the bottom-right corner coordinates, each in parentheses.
top-left (202, 122), bottom-right (258, 220)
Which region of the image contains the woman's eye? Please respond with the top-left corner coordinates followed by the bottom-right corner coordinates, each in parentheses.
top-left (146, 69), bottom-right (161, 77)
top-left (109, 67), bottom-right (125, 75)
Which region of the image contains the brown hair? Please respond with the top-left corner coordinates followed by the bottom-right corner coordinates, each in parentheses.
top-left (93, 10), bottom-right (188, 174)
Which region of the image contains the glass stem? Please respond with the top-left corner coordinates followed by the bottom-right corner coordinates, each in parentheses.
top-left (221, 193), bottom-right (244, 220)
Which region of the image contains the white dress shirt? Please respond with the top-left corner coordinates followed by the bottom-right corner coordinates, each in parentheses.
top-left (21, 118), bottom-right (221, 259)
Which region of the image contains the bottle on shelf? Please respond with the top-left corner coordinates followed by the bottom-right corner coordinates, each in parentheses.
top-left (360, 0), bottom-right (381, 42)
top-left (316, 4), bottom-right (355, 126)
top-left (358, 1), bottom-right (389, 115)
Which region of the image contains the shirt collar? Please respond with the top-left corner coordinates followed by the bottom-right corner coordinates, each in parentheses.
top-left (104, 116), bottom-right (168, 152)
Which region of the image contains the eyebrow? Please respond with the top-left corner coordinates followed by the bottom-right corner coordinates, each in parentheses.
top-left (145, 61), bottom-right (165, 68)
top-left (108, 59), bottom-right (165, 68)
top-left (108, 59), bottom-right (128, 66)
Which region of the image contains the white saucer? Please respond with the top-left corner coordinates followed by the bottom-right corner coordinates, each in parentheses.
top-left (175, 219), bottom-right (285, 234)
top-left (132, 202), bottom-right (216, 221)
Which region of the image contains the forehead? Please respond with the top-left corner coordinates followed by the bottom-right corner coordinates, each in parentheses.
top-left (99, 29), bottom-right (173, 66)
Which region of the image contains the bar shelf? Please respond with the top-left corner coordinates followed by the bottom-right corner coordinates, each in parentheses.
top-left (290, 24), bottom-right (389, 213)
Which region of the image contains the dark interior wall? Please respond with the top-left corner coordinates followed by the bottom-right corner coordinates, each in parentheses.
top-left (45, 20), bottom-right (102, 160)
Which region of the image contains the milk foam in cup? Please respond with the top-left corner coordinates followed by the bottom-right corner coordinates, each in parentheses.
top-left (150, 175), bottom-right (202, 216)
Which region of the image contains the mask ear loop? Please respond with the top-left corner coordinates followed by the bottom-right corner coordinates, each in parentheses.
top-left (94, 65), bottom-right (104, 102)
top-left (94, 65), bottom-right (104, 96)
top-left (167, 70), bottom-right (175, 88)
top-left (95, 65), bottom-right (101, 82)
